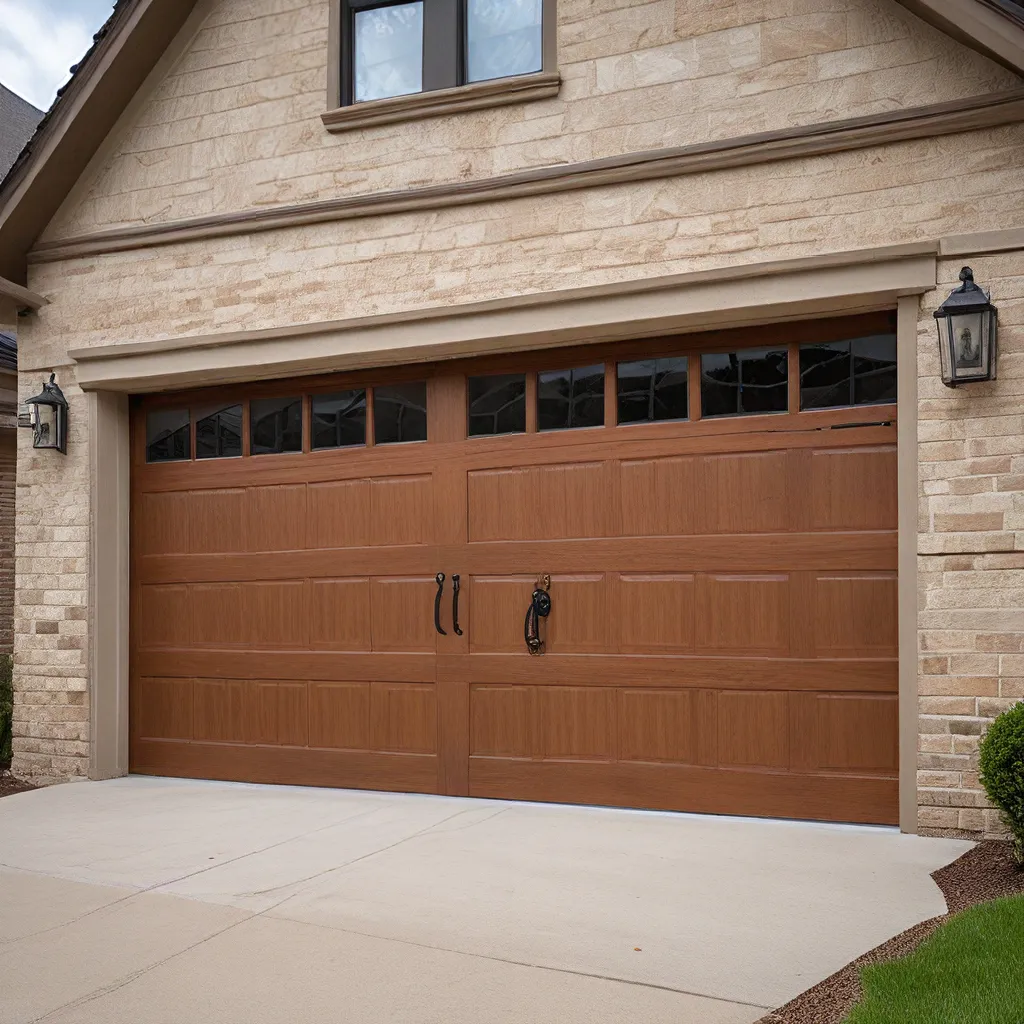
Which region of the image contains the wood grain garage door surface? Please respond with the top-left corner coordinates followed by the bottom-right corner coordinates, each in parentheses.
top-left (132, 314), bottom-right (899, 824)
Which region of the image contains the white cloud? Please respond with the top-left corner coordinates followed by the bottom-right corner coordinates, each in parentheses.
top-left (0, 1), bottom-right (109, 110)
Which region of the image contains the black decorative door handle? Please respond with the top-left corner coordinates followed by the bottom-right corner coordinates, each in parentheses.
top-left (524, 575), bottom-right (552, 655)
top-left (434, 573), bottom-right (447, 636)
top-left (452, 574), bottom-right (464, 636)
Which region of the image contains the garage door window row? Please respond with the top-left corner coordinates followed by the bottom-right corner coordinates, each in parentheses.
top-left (146, 382), bottom-right (429, 463)
top-left (146, 332), bottom-right (897, 462)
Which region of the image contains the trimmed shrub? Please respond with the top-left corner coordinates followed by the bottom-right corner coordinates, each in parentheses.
top-left (0, 654), bottom-right (12, 770)
top-left (979, 701), bottom-right (1024, 867)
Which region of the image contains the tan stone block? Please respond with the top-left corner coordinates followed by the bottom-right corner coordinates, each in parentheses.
top-left (979, 697), bottom-right (1023, 718)
top-left (1000, 679), bottom-right (1024, 697)
top-left (919, 656), bottom-right (950, 674)
top-left (918, 696), bottom-right (976, 716)
top-left (917, 771), bottom-right (961, 788)
top-left (932, 512), bottom-right (1006, 532)
top-left (918, 807), bottom-right (959, 828)
top-left (919, 676), bottom-right (999, 697)
top-left (919, 735), bottom-right (954, 753)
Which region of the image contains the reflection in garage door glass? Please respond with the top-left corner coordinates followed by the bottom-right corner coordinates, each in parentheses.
top-left (374, 382), bottom-right (428, 444)
top-left (617, 357), bottom-right (688, 424)
top-left (251, 397), bottom-right (302, 455)
top-left (196, 405), bottom-right (243, 459)
top-left (146, 409), bottom-right (190, 462)
top-left (468, 373), bottom-right (526, 436)
top-left (538, 365), bottom-right (604, 430)
top-left (312, 390), bottom-right (367, 449)
top-left (701, 348), bottom-right (788, 417)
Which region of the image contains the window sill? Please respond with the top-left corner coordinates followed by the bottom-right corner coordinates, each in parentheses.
top-left (321, 71), bottom-right (561, 133)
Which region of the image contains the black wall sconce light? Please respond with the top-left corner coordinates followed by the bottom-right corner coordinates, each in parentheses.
top-left (22, 374), bottom-right (68, 453)
top-left (933, 267), bottom-right (998, 388)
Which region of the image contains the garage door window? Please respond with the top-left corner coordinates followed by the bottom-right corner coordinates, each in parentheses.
top-left (146, 409), bottom-right (190, 463)
top-left (701, 348), bottom-right (788, 418)
top-left (196, 405), bottom-right (243, 460)
top-left (468, 373), bottom-right (526, 436)
top-left (312, 390), bottom-right (367, 449)
top-left (251, 397), bottom-right (302, 455)
top-left (617, 357), bottom-right (688, 424)
top-left (800, 335), bottom-right (898, 410)
top-left (538, 364), bottom-right (604, 431)
top-left (374, 382), bottom-right (428, 444)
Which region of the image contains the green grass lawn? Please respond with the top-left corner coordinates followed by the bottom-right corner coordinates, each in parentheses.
top-left (844, 895), bottom-right (1024, 1024)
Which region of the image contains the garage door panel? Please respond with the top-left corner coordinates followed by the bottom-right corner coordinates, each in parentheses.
top-left (716, 691), bottom-right (790, 769)
top-left (468, 463), bottom-right (609, 542)
top-left (814, 574), bottom-right (898, 657)
top-left (695, 574), bottom-right (790, 655)
top-left (309, 682), bottom-right (371, 749)
top-left (470, 685), bottom-right (532, 757)
top-left (370, 578), bottom-right (438, 652)
top-left (618, 689), bottom-right (700, 763)
top-left (134, 677), bottom-right (193, 741)
top-left (137, 584), bottom-right (191, 648)
top-left (189, 489), bottom-right (246, 554)
top-left (790, 692), bottom-right (899, 774)
top-left (617, 574), bottom-right (695, 653)
top-left (620, 457), bottom-right (698, 537)
top-left (309, 480), bottom-right (372, 548)
top-left (544, 575), bottom-right (608, 654)
top-left (193, 679), bottom-right (246, 743)
top-left (310, 579), bottom-right (372, 650)
top-left (810, 448), bottom-right (897, 531)
top-left (703, 452), bottom-right (788, 534)
top-left (242, 680), bottom-right (310, 746)
top-left (242, 580), bottom-right (309, 648)
top-left (369, 477), bottom-right (432, 546)
top-left (137, 492), bottom-right (190, 556)
top-left (468, 576), bottom-right (534, 653)
top-left (192, 584), bottom-right (246, 646)
top-left (246, 485), bottom-right (308, 552)
top-left (371, 682), bottom-right (437, 754)
top-left (540, 687), bottom-right (616, 760)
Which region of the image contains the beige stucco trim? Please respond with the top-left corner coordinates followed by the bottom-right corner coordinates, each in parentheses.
top-left (88, 391), bottom-right (130, 781)
top-left (67, 247), bottom-right (938, 392)
top-left (0, 274), bottom-right (46, 312)
top-left (897, 294), bottom-right (921, 835)
top-left (941, 226), bottom-right (1024, 257)
top-left (30, 87), bottom-right (1024, 264)
top-left (896, 0), bottom-right (1024, 76)
top-left (322, 71), bottom-right (562, 132)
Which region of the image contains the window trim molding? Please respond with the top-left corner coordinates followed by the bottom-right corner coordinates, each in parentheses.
top-left (325, 0), bottom-right (558, 131)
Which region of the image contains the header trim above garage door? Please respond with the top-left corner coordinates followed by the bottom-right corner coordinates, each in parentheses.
top-left (68, 244), bottom-right (937, 393)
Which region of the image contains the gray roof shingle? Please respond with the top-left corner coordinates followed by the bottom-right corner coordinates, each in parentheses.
top-left (0, 84), bottom-right (42, 182)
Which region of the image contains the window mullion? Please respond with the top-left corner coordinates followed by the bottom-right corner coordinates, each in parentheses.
top-left (422, 0), bottom-right (460, 92)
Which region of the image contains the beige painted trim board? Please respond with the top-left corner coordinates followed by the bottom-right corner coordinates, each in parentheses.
top-left (897, 295), bottom-right (921, 835)
top-left (88, 391), bottom-right (130, 781)
top-left (941, 227), bottom-right (1024, 257)
top-left (67, 249), bottom-right (938, 392)
top-left (30, 87), bottom-right (1024, 265)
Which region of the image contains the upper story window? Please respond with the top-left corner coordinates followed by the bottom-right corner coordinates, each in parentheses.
top-left (337, 0), bottom-right (548, 108)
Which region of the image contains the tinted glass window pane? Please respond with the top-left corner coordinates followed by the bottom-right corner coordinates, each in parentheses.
top-left (538, 365), bottom-right (604, 431)
top-left (800, 341), bottom-right (851, 410)
top-left (196, 405), bottom-right (242, 460)
top-left (146, 409), bottom-right (190, 463)
top-left (375, 382), bottom-right (427, 444)
top-left (468, 373), bottom-right (526, 436)
top-left (701, 347), bottom-right (787, 417)
top-left (853, 334), bottom-right (897, 405)
top-left (617, 357), bottom-right (688, 424)
top-left (467, 0), bottom-right (542, 83)
top-left (251, 397), bottom-right (302, 455)
top-left (312, 390), bottom-right (367, 450)
top-left (354, 2), bottom-right (423, 102)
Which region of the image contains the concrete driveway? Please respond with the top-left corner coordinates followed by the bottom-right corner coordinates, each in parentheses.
top-left (0, 778), bottom-right (969, 1024)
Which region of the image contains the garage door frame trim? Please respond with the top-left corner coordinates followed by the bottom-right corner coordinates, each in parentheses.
top-left (86, 250), bottom-right (931, 832)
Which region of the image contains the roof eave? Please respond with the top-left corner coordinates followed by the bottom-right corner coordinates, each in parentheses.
top-left (0, 0), bottom-right (199, 284)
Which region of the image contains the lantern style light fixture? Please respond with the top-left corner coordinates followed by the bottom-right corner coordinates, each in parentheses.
top-left (24, 374), bottom-right (68, 453)
top-left (933, 266), bottom-right (998, 388)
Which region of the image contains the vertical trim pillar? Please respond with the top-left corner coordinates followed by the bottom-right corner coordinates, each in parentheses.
top-left (897, 294), bottom-right (920, 833)
top-left (88, 391), bottom-right (130, 779)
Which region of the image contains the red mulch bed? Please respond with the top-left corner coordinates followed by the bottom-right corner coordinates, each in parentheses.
top-left (0, 774), bottom-right (36, 799)
top-left (756, 841), bottom-right (1024, 1024)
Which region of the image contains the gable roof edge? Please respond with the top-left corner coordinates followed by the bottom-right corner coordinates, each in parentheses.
top-left (0, 0), bottom-right (199, 285)
top-left (895, 0), bottom-right (1024, 76)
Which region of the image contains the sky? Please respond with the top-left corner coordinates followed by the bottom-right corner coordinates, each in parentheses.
top-left (0, 0), bottom-right (115, 111)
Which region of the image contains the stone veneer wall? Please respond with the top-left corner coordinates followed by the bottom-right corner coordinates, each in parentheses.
top-left (0, 428), bottom-right (15, 654)
top-left (11, 370), bottom-right (89, 783)
top-left (916, 256), bottom-right (1024, 838)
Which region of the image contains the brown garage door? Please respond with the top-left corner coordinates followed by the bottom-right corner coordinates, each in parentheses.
top-left (132, 312), bottom-right (899, 824)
